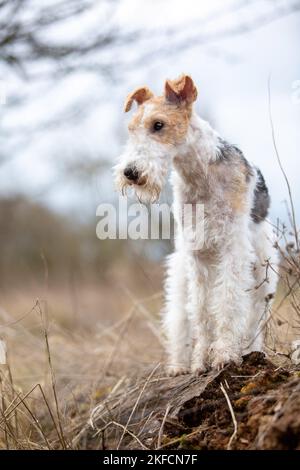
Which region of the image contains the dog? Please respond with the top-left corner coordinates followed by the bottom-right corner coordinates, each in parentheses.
top-left (114, 74), bottom-right (278, 375)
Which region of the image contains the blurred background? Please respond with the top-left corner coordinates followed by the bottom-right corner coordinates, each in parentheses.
top-left (0, 0), bottom-right (300, 449)
top-left (0, 0), bottom-right (300, 388)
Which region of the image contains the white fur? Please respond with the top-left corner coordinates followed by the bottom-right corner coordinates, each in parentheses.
top-left (115, 109), bottom-right (279, 374)
top-left (114, 134), bottom-right (173, 202)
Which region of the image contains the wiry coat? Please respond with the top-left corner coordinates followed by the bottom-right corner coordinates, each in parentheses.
top-left (115, 75), bottom-right (278, 374)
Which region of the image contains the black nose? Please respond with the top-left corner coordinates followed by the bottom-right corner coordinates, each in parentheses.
top-left (124, 166), bottom-right (139, 182)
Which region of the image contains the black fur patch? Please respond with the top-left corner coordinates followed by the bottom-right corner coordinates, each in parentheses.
top-left (217, 138), bottom-right (253, 181)
top-left (217, 138), bottom-right (240, 161)
top-left (217, 139), bottom-right (270, 223)
top-left (251, 168), bottom-right (270, 223)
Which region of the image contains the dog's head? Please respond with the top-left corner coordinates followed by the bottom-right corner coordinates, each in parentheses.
top-left (114, 75), bottom-right (198, 202)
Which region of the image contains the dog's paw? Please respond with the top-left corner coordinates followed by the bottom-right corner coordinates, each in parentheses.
top-left (210, 348), bottom-right (241, 371)
top-left (192, 367), bottom-right (207, 377)
top-left (166, 366), bottom-right (190, 377)
top-left (191, 362), bottom-right (207, 376)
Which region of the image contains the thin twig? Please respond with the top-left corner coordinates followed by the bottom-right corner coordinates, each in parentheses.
top-left (0, 372), bottom-right (9, 449)
top-left (220, 382), bottom-right (238, 450)
top-left (36, 383), bottom-right (63, 446)
top-left (95, 420), bottom-right (149, 450)
top-left (268, 75), bottom-right (299, 251)
top-left (157, 403), bottom-right (171, 449)
top-left (0, 384), bottom-right (40, 426)
top-left (15, 393), bottom-right (52, 450)
top-left (117, 363), bottom-right (160, 449)
top-left (0, 300), bottom-right (38, 329)
top-left (36, 300), bottom-right (68, 449)
top-left (6, 358), bottom-right (19, 441)
top-left (159, 426), bottom-right (209, 449)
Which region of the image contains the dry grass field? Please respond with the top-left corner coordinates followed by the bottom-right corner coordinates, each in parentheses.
top-left (0, 253), bottom-right (299, 450)
top-left (0, 262), bottom-right (165, 449)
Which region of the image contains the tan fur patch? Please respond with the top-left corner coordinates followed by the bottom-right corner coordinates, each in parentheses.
top-left (125, 75), bottom-right (198, 145)
top-left (128, 104), bottom-right (147, 131)
top-left (128, 96), bottom-right (191, 145)
top-left (211, 161), bottom-right (249, 215)
top-left (124, 87), bottom-right (154, 112)
top-left (226, 164), bottom-right (248, 214)
top-left (227, 184), bottom-right (247, 213)
top-left (165, 75), bottom-right (198, 105)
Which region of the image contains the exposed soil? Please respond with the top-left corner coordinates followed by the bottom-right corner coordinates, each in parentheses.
top-left (175, 353), bottom-right (300, 450)
top-left (84, 352), bottom-right (300, 450)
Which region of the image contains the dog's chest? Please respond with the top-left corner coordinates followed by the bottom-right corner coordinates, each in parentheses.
top-left (174, 195), bottom-right (230, 252)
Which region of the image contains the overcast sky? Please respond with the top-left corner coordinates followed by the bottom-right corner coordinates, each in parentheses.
top-left (1, 0), bottom-right (300, 225)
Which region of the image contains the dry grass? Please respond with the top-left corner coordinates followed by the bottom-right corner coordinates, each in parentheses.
top-left (0, 267), bottom-right (164, 450)
top-left (0, 240), bottom-right (299, 449)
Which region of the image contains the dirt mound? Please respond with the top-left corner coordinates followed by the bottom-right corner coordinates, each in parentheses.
top-left (82, 352), bottom-right (300, 450)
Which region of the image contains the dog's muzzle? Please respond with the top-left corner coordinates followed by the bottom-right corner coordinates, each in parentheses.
top-left (123, 166), bottom-right (139, 183)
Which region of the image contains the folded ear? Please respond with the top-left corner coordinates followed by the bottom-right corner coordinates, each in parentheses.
top-left (124, 87), bottom-right (154, 112)
top-left (165, 75), bottom-right (197, 105)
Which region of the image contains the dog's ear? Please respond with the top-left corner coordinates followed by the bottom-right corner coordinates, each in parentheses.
top-left (165, 75), bottom-right (197, 105)
top-left (124, 87), bottom-right (154, 112)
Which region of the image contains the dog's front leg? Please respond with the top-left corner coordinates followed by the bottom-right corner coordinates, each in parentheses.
top-left (163, 251), bottom-right (191, 376)
top-left (185, 258), bottom-right (209, 374)
top-left (209, 237), bottom-right (253, 369)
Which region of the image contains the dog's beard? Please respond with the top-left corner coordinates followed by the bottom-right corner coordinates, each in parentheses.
top-left (114, 171), bottom-right (162, 203)
top-left (133, 180), bottom-right (162, 203)
top-left (114, 150), bottom-right (170, 203)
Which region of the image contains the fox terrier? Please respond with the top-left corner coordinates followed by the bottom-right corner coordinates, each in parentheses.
top-left (114, 75), bottom-right (278, 375)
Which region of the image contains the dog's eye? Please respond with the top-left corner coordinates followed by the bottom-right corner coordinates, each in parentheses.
top-left (153, 121), bottom-right (164, 132)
